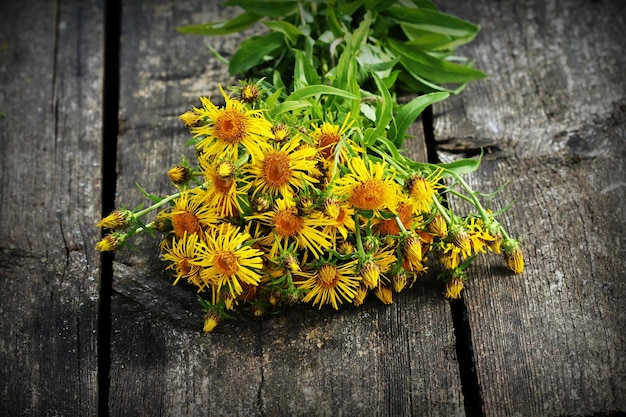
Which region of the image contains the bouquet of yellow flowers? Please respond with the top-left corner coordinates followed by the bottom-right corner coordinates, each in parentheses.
top-left (96, 1), bottom-right (523, 332)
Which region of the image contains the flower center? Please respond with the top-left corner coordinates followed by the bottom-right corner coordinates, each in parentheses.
top-left (215, 110), bottom-right (247, 144)
top-left (215, 251), bottom-right (239, 276)
top-left (273, 209), bottom-right (304, 237)
top-left (349, 179), bottom-right (386, 210)
top-left (213, 175), bottom-right (233, 194)
top-left (172, 211), bottom-right (202, 237)
top-left (318, 265), bottom-right (340, 288)
top-left (262, 152), bottom-right (292, 187)
top-left (179, 259), bottom-right (191, 275)
top-left (318, 132), bottom-right (340, 159)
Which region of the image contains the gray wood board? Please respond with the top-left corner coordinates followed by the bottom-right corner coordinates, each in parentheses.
top-left (109, 0), bottom-right (463, 415)
top-left (433, 0), bottom-right (626, 414)
top-left (0, 0), bottom-right (103, 415)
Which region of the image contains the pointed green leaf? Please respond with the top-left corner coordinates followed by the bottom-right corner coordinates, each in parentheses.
top-left (224, 0), bottom-right (298, 18)
top-left (176, 11), bottom-right (261, 36)
top-left (389, 38), bottom-right (487, 84)
top-left (228, 31), bottom-right (285, 75)
top-left (284, 85), bottom-right (359, 101)
top-left (382, 6), bottom-right (480, 38)
top-left (390, 92), bottom-right (449, 146)
top-left (263, 20), bottom-right (304, 45)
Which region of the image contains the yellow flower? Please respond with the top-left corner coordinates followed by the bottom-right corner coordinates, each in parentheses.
top-left (466, 217), bottom-right (496, 255)
top-left (375, 284), bottom-right (393, 305)
top-left (168, 164), bottom-right (191, 185)
top-left (444, 277), bottom-right (464, 300)
top-left (95, 233), bottom-right (125, 252)
top-left (198, 154), bottom-right (244, 217)
top-left (359, 260), bottom-right (380, 289)
top-left (332, 158), bottom-right (400, 217)
top-left (179, 110), bottom-right (202, 128)
top-left (203, 311), bottom-right (221, 333)
top-left (245, 134), bottom-right (319, 199)
top-left (427, 213), bottom-right (448, 238)
top-left (352, 284), bottom-right (368, 307)
top-left (191, 86), bottom-right (273, 159)
top-left (448, 223), bottom-right (472, 259)
top-left (503, 239), bottom-right (524, 274)
top-left (310, 115), bottom-right (356, 172)
top-left (391, 269), bottom-right (408, 293)
top-left (437, 242), bottom-right (462, 270)
top-left (161, 232), bottom-right (205, 287)
top-left (296, 261), bottom-right (360, 309)
top-left (403, 235), bottom-right (425, 273)
top-left (97, 209), bottom-right (132, 230)
top-left (169, 189), bottom-right (219, 239)
top-left (406, 168), bottom-right (442, 213)
top-left (239, 82), bottom-right (259, 103)
top-left (247, 198), bottom-right (334, 259)
top-left (271, 123), bottom-right (291, 142)
top-left (323, 198), bottom-right (356, 244)
top-left (196, 224), bottom-right (264, 299)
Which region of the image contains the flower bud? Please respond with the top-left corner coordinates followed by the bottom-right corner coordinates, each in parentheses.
top-left (427, 213), bottom-right (448, 238)
top-left (444, 277), bottom-right (464, 300)
top-left (353, 285), bottom-right (368, 307)
top-left (168, 165), bottom-right (191, 185)
top-left (95, 233), bottom-right (125, 252)
top-left (97, 209), bottom-right (132, 230)
top-left (502, 239), bottom-right (524, 274)
top-left (203, 311), bottom-right (221, 333)
top-left (272, 124), bottom-right (291, 142)
top-left (375, 285), bottom-right (393, 305)
top-left (240, 83), bottom-right (259, 103)
top-left (180, 110), bottom-right (202, 128)
top-left (360, 261), bottom-right (380, 289)
top-left (391, 269), bottom-right (408, 293)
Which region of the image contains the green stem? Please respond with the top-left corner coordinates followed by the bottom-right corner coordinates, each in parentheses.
top-left (431, 196), bottom-right (452, 224)
top-left (450, 171), bottom-right (490, 223)
top-left (134, 192), bottom-right (181, 219)
top-left (394, 216), bottom-right (407, 233)
top-left (354, 213), bottom-right (365, 257)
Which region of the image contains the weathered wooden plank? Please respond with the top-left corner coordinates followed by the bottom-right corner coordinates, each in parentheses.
top-left (0, 0), bottom-right (103, 415)
top-left (432, 0), bottom-right (626, 415)
top-left (109, 0), bottom-right (464, 415)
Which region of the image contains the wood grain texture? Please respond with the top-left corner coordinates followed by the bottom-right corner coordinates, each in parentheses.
top-left (109, 0), bottom-right (464, 415)
top-left (0, 0), bottom-right (103, 415)
top-left (434, 0), bottom-right (625, 160)
top-left (433, 0), bottom-right (626, 414)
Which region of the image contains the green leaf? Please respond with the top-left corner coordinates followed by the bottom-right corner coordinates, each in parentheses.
top-left (268, 100), bottom-right (312, 118)
top-left (284, 85), bottom-right (359, 101)
top-left (382, 6), bottom-right (480, 38)
top-left (229, 31), bottom-right (285, 75)
top-left (224, 0), bottom-right (298, 18)
top-left (439, 157), bottom-right (481, 177)
top-left (390, 92), bottom-right (449, 146)
top-left (293, 49), bottom-right (321, 87)
top-left (388, 38), bottom-right (487, 84)
top-left (176, 11), bottom-right (261, 36)
top-left (363, 72), bottom-right (393, 146)
top-left (263, 20), bottom-right (304, 45)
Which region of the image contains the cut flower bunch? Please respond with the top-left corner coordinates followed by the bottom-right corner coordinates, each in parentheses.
top-left (97, 0), bottom-right (523, 332)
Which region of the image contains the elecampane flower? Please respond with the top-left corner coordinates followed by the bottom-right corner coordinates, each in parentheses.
top-left (296, 260), bottom-right (360, 309)
top-left (195, 224), bottom-right (264, 300)
top-left (191, 86), bottom-right (273, 159)
top-left (332, 157), bottom-right (400, 217)
top-left (245, 134), bottom-right (319, 199)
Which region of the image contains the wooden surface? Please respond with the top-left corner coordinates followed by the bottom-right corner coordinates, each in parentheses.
top-left (0, 1), bottom-right (103, 416)
top-left (1, 0), bottom-right (624, 416)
